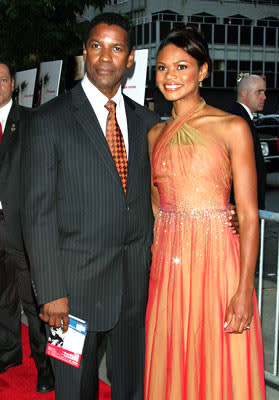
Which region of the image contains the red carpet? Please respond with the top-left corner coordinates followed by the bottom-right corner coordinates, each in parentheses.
top-left (0, 324), bottom-right (111, 399)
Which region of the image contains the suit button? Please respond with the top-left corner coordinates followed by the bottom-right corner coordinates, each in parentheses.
top-left (127, 206), bottom-right (130, 211)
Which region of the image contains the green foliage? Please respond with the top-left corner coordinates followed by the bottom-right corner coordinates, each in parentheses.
top-left (0, 0), bottom-right (108, 72)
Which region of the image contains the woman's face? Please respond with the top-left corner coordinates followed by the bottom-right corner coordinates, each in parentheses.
top-left (156, 44), bottom-right (207, 103)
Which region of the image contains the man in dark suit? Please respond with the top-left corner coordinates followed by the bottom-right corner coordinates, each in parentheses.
top-left (0, 60), bottom-right (54, 392)
top-left (229, 74), bottom-right (266, 209)
top-left (21, 13), bottom-right (160, 400)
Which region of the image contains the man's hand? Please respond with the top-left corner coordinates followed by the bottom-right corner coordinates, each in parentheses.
top-left (40, 297), bottom-right (69, 333)
top-left (228, 204), bottom-right (239, 235)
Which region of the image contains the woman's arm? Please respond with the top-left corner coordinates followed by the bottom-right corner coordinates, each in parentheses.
top-left (151, 175), bottom-right (160, 218)
top-left (224, 116), bottom-right (259, 334)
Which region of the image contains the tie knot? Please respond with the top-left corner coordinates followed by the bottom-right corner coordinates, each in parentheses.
top-left (105, 100), bottom-right (116, 113)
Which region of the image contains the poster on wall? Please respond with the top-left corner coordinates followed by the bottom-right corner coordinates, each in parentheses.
top-left (74, 55), bottom-right (85, 82)
top-left (73, 49), bottom-right (148, 106)
top-left (34, 60), bottom-right (63, 106)
top-left (122, 49), bottom-right (149, 106)
top-left (14, 68), bottom-right (37, 108)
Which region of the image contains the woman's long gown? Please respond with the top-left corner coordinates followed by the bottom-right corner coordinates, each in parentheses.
top-left (144, 105), bottom-right (266, 400)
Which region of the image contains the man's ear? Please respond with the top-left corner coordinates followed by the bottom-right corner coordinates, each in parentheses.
top-left (11, 78), bottom-right (14, 92)
top-left (240, 89), bottom-right (247, 101)
top-left (126, 49), bottom-right (135, 69)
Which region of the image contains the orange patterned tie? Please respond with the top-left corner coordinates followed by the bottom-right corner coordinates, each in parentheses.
top-left (105, 100), bottom-right (128, 194)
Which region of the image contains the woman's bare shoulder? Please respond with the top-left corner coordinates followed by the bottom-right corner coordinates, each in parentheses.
top-left (206, 107), bottom-right (253, 152)
top-left (200, 105), bottom-right (248, 131)
top-left (204, 105), bottom-right (246, 123)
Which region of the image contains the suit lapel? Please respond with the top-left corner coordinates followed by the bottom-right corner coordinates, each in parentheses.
top-left (125, 96), bottom-right (142, 197)
top-left (237, 103), bottom-right (256, 134)
top-left (71, 83), bottom-right (123, 188)
top-left (238, 103), bottom-right (251, 121)
top-left (0, 104), bottom-right (20, 152)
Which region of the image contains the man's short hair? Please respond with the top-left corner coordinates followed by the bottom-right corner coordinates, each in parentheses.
top-left (84, 12), bottom-right (134, 54)
top-left (0, 59), bottom-right (14, 79)
top-left (237, 74), bottom-right (265, 98)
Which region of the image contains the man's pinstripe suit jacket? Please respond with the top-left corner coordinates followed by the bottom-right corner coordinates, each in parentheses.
top-left (21, 82), bottom-right (160, 331)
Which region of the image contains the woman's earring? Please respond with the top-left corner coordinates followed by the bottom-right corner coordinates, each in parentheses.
top-left (199, 80), bottom-right (203, 87)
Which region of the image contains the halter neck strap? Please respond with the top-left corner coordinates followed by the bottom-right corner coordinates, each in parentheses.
top-left (172, 98), bottom-right (206, 121)
top-left (153, 98), bottom-right (206, 169)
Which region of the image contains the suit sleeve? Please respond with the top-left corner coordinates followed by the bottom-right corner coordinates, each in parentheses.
top-left (20, 111), bottom-right (67, 305)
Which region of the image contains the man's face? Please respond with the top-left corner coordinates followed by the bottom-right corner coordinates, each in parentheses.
top-left (243, 78), bottom-right (266, 113)
top-left (0, 64), bottom-right (14, 108)
top-left (83, 23), bottom-right (134, 99)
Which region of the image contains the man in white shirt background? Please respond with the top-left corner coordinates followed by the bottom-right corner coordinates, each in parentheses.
top-left (0, 60), bottom-right (54, 393)
top-left (229, 74), bottom-right (266, 210)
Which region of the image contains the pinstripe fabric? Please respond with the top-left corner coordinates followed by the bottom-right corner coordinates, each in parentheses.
top-left (21, 83), bottom-right (160, 399)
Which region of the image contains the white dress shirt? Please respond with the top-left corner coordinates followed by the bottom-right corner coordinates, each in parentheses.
top-left (81, 74), bottom-right (129, 157)
top-left (0, 98), bottom-right (13, 133)
top-left (0, 99), bottom-right (13, 209)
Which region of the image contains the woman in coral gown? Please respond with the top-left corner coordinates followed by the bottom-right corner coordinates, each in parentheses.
top-left (144, 27), bottom-right (265, 400)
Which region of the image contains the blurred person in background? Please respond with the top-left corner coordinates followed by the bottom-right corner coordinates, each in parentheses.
top-left (229, 74), bottom-right (266, 209)
top-left (0, 60), bottom-right (54, 393)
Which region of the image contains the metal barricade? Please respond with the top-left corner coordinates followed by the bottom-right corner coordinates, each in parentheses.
top-left (258, 210), bottom-right (279, 387)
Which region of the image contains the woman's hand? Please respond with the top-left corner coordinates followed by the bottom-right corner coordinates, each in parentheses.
top-left (227, 204), bottom-right (239, 235)
top-left (224, 289), bottom-right (254, 334)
